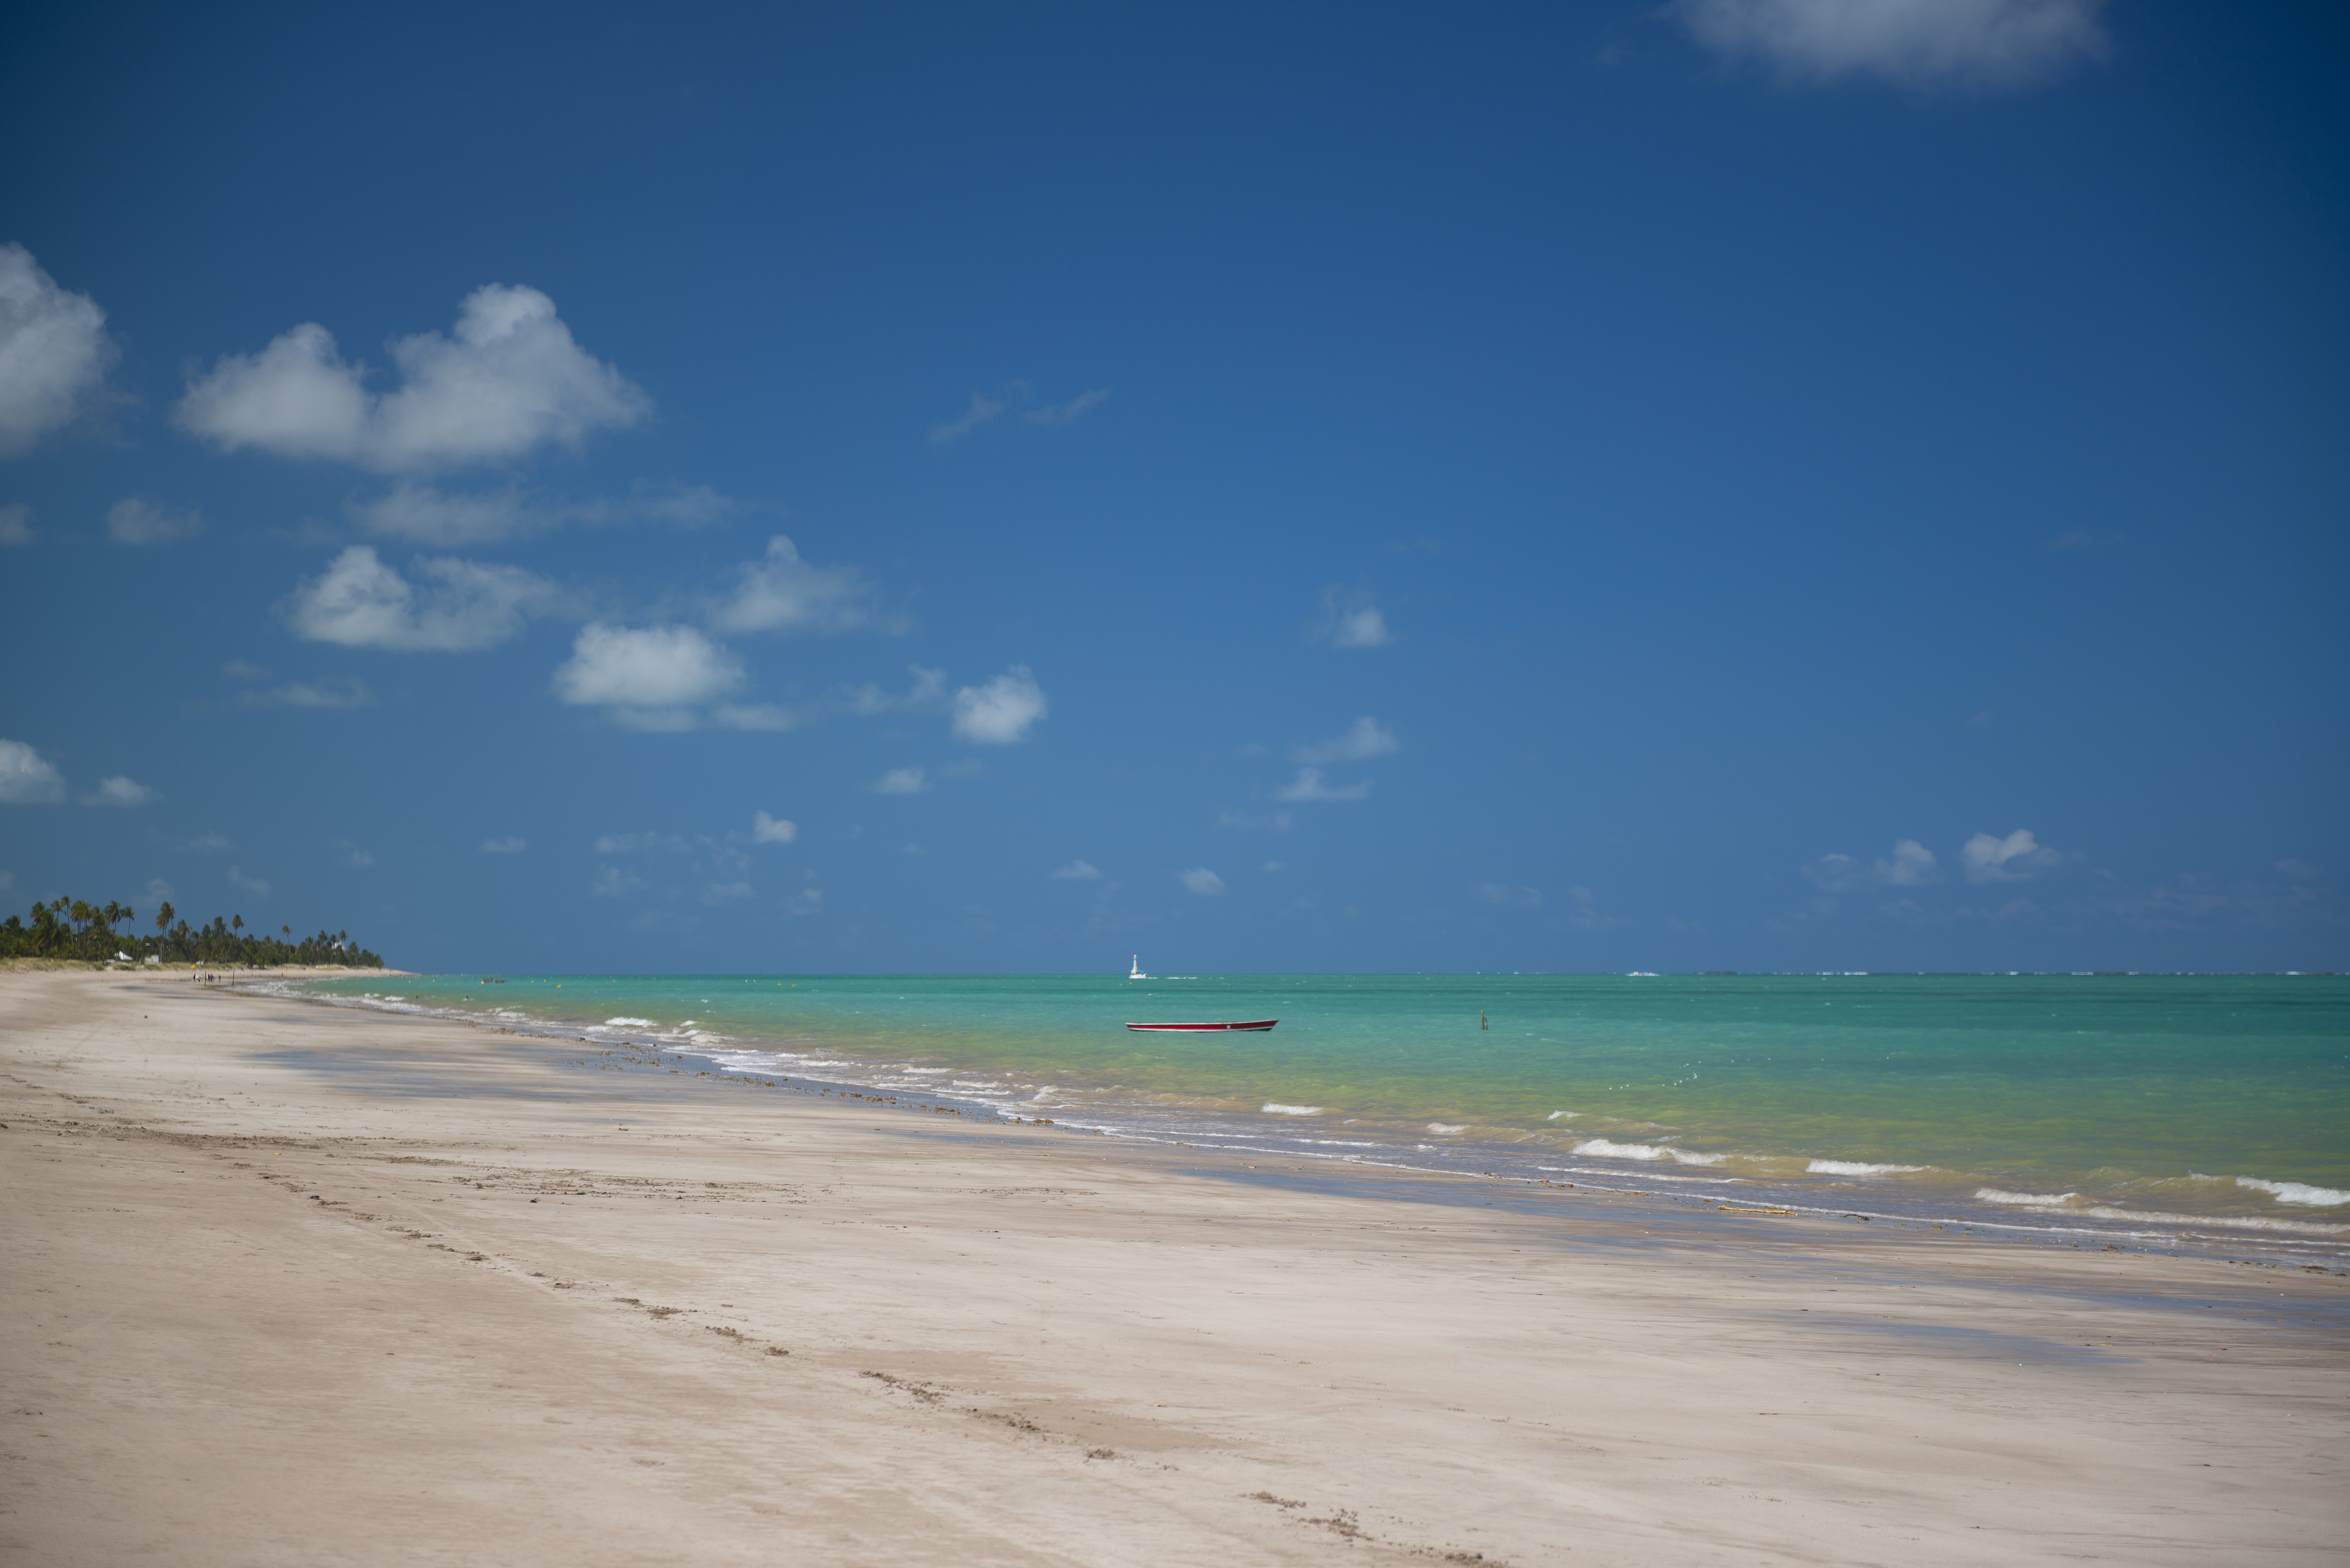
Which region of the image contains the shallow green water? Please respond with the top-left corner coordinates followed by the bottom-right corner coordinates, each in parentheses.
top-left (293, 971), bottom-right (2350, 1247)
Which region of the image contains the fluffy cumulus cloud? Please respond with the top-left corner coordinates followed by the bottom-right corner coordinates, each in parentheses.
top-left (176, 285), bottom-right (650, 473)
top-left (553, 624), bottom-right (743, 719)
top-left (1050, 859), bottom-right (1102, 880)
top-left (1274, 767), bottom-right (1373, 802)
top-left (1806, 838), bottom-right (1940, 891)
top-left (1670, 0), bottom-right (2109, 90)
top-left (1310, 585), bottom-right (1393, 649)
top-left (710, 536), bottom-right (872, 634)
top-left (751, 811), bottom-right (798, 844)
top-left (1961, 828), bottom-right (2064, 882)
top-left (1294, 716), bottom-right (1398, 764)
top-left (106, 497), bottom-right (203, 544)
top-left (85, 776), bottom-right (156, 807)
top-left (951, 666), bottom-right (1048, 745)
top-left (0, 243), bottom-right (117, 458)
top-left (873, 766), bottom-right (932, 795)
top-left (285, 546), bottom-right (560, 651)
top-left (0, 738), bottom-right (66, 803)
top-left (1178, 867), bottom-right (1226, 896)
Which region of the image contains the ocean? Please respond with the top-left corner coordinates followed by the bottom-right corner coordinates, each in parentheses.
top-left (287, 970), bottom-right (2350, 1259)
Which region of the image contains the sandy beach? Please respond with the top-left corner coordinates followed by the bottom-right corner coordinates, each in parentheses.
top-left (3, 968), bottom-right (2343, 1566)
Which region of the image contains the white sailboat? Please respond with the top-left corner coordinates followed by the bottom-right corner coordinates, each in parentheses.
top-left (1129, 955), bottom-right (1149, 980)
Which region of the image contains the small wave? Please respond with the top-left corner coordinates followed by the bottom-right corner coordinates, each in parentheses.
top-left (1976, 1188), bottom-right (2079, 1206)
top-left (2238, 1176), bottom-right (2350, 1207)
top-left (604, 1016), bottom-right (656, 1027)
top-left (1428, 1123), bottom-right (1467, 1134)
top-left (1262, 1103), bottom-right (1322, 1116)
top-left (1807, 1160), bottom-right (1926, 1176)
top-left (1546, 1110), bottom-right (1577, 1121)
top-left (1574, 1139), bottom-right (1723, 1166)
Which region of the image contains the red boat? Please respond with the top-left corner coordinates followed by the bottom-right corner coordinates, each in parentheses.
top-left (1125, 1019), bottom-right (1278, 1032)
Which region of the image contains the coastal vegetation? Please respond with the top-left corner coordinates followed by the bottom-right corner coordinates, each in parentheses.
top-left (0, 897), bottom-right (385, 968)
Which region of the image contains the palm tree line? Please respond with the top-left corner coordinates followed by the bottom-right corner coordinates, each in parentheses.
top-left (0, 897), bottom-right (385, 968)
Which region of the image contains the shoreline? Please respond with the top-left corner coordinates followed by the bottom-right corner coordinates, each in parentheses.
top-left (267, 971), bottom-right (2350, 1265)
top-left (5, 967), bottom-right (2344, 1564)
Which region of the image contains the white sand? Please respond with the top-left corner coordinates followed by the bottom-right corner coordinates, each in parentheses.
top-left (3, 968), bottom-right (2343, 1565)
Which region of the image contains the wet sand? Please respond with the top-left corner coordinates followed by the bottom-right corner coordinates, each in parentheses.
top-left (3, 968), bottom-right (2343, 1565)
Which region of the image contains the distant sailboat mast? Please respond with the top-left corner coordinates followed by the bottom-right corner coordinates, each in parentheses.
top-left (1130, 955), bottom-right (1148, 980)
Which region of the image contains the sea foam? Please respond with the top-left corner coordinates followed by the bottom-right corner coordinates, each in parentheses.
top-left (1574, 1139), bottom-right (1723, 1165)
top-left (1262, 1103), bottom-right (1322, 1116)
top-left (1976, 1188), bottom-right (2078, 1206)
top-left (2238, 1176), bottom-right (2350, 1206)
top-left (1807, 1159), bottom-right (1926, 1175)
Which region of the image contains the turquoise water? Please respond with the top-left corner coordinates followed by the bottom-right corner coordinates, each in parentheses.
top-left (290, 971), bottom-right (2350, 1252)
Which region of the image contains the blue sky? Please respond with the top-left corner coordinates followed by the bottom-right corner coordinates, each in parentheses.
top-left (2, 0), bottom-right (2343, 974)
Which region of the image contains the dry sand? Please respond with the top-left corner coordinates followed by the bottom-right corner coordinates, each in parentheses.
top-left (3, 968), bottom-right (2343, 1566)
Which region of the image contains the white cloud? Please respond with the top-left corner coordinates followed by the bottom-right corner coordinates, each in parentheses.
top-left (0, 503), bottom-right (34, 546)
top-left (1477, 883), bottom-right (1543, 907)
top-left (1670, 0), bottom-right (2109, 90)
top-left (874, 766), bottom-right (932, 795)
top-left (237, 676), bottom-right (378, 710)
top-left (106, 497), bottom-right (203, 544)
top-left (1022, 388), bottom-right (1111, 427)
top-left (1274, 767), bottom-right (1373, 803)
top-left (228, 865), bottom-right (270, 898)
top-left (1051, 859), bottom-right (1102, 880)
top-left (1961, 828), bottom-right (2063, 882)
top-left (348, 484), bottom-right (534, 546)
top-left (145, 878), bottom-right (172, 901)
top-left (710, 535), bottom-right (872, 635)
top-left (553, 624), bottom-right (742, 715)
top-left (1294, 716), bottom-right (1399, 764)
top-left (844, 665), bottom-right (947, 716)
top-left (751, 812), bottom-right (798, 844)
top-left (0, 243), bottom-right (117, 458)
top-left (930, 389), bottom-right (1007, 444)
top-left (1311, 585), bottom-right (1393, 649)
top-left (481, 836), bottom-right (527, 853)
top-left (1178, 867), bottom-right (1226, 896)
top-left (952, 666), bottom-right (1048, 745)
top-left (0, 739), bottom-right (66, 803)
top-left (286, 545), bottom-right (558, 651)
top-left (85, 775), bottom-right (155, 807)
top-left (345, 848), bottom-right (374, 867)
top-left (176, 284), bottom-right (650, 473)
top-left (593, 832), bottom-right (690, 854)
top-left (931, 382), bottom-right (1111, 442)
top-left (1806, 838), bottom-right (1941, 891)
top-left (347, 481), bottom-right (741, 547)
top-left (590, 865), bottom-right (646, 897)
top-left (710, 703), bottom-right (798, 732)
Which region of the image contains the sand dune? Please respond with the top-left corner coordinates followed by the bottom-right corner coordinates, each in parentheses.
top-left (3, 968), bottom-right (2342, 1565)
